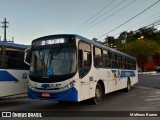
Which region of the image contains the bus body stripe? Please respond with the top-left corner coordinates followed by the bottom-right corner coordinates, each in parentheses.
top-left (0, 71), bottom-right (18, 82)
top-left (111, 70), bottom-right (135, 79)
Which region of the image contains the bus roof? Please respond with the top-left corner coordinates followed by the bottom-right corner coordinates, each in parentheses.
top-left (33, 34), bottom-right (136, 60)
top-left (0, 41), bottom-right (29, 49)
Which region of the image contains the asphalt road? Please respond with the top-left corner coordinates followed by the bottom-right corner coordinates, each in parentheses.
top-left (138, 73), bottom-right (160, 88)
top-left (0, 74), bottom-right (160, 119)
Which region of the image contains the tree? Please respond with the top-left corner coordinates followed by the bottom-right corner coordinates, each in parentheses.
top-left (118, 26), bottom-right (160, 44)
top-left (133, 26), bottom-right (160, 43)
top-left (92, 38), bottom-right (98, 42)
top-left (117, 39), bottom-right (160, 71)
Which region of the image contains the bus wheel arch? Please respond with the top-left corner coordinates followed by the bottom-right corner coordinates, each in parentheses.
top-left (91, 80), bottom-right (105, 104)
top-left (97, 80), bottom-right (105, 99)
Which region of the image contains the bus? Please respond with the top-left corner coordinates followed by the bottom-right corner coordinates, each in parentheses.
top-left (24, 34), bottom-right (138, 104)
top-left (0, 41), bottom-right (29, 97)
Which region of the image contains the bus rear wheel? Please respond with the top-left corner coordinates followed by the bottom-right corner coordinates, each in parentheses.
top-left (92, 83), bottom-right (103, 104)
top-left (126, 79), bottom-right (131, 92)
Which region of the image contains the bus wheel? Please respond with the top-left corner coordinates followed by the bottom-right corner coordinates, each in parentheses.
top-left (92, 83), bottom-right (103, 104)
top-left (126, 79), bottom-right (131, 92)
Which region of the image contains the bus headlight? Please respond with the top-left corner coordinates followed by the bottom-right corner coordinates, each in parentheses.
top-left (29, 84), bottom-right (34, 90)
top-left (60, 80), bottom-right (76, 91)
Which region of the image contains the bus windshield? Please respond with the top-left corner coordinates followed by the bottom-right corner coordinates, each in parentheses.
top-left (30, 45), bottom-right (76, 76)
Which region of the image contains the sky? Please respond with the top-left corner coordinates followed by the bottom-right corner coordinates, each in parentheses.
top-left (0, 0), bottom-right (160, 45)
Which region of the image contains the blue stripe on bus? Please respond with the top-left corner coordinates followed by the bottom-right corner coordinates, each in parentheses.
top-left (111, 70), bottom-right (135, 79)
top-left (121, 71), bottom-right (135, 78)
top-left (0, 41), bottom-right (29, 49)
top-left (28, 87), bottom-right (78, 102)
top-left (0, 71), bottom-right (18, 82)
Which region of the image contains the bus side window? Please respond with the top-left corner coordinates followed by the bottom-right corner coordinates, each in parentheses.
top-left (103, 50), bottom-right (111, 68)
top-left (112, 53), bottom-right (117, 69)
top-left (118, 55), bottom-right (122, 69)
top-left (122, 57), bottom-right (127, 69)
top-left (94, 47), bottom-right (103, 68)
top-left (84, 51), bottom-right (91, 67)
top-left (4, 47), bottom-right (29, 70)
top-left (78, 49), bottom-right (83, 68)
top-left (78, 42), bottom-right (91, 78)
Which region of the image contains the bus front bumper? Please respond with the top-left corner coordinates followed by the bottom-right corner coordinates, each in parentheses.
top-left (28, 87), bottom-right (78, 102)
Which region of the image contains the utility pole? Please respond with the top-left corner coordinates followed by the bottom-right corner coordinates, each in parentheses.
top-left (1, 18), bottom-right (9, 42)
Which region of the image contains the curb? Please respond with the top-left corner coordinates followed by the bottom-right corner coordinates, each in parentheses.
top-left (138, 71), bottom-right (159, 74)
top-left (0, 94), bottom-right (27, 101)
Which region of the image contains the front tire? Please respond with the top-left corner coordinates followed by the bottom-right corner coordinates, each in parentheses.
top-left (92, 83), bottom-right (103, 104)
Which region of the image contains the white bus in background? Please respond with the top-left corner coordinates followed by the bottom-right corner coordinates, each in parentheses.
top-left (0, 41), bottom-right (29, 97)
top-left (24, 34), bottom-right (138, 104)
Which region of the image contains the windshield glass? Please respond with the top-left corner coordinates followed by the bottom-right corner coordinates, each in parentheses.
top-left (30, 45), bottom-right (76, 76)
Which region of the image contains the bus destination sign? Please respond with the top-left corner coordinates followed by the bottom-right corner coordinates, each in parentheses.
top-left (32, 38), bottom-right (67, 46)
top-left (41, 38), bottom-right (65, 45)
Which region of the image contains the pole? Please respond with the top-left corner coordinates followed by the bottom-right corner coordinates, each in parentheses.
top-left (1, 18), bottom-right (9, 42)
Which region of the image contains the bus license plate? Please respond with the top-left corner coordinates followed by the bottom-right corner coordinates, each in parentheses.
top-left (42, 92), bottom-right (50, 97)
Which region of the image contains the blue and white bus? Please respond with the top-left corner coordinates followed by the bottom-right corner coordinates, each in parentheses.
top-left (0, 41), bottom-right (29, 97)
top-left (24, 34), bottom-right (138, 104)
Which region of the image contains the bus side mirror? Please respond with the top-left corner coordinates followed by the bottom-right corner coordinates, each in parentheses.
top-left (24, 48), bottom-right (31, 66)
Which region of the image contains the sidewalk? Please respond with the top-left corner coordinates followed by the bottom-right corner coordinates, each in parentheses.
top-left (138, 71), bottom-right (160, 75)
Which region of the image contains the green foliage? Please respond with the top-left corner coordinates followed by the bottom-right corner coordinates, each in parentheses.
top-left (118, 26), bottom-right (160, 44)
top-left (92, 38), bottom-right (98, 41)
top-left (133, 27), bottom-right (160, 43)
top-left (117, 39), bottom-right (160, 71)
